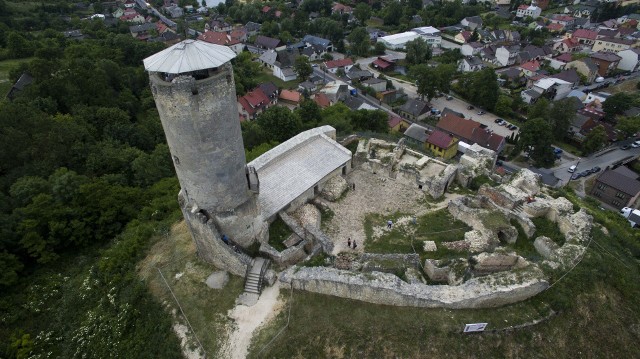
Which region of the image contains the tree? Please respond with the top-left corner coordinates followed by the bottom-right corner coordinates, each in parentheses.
top-left (296, 99), bottom-right (322, 128)
top-left (347, 27), bottom-right (370, 57)
top-left (374, 42), bottom-right (386, 55)
top-left (527, 98), bottom-right (549, 121)
top-left (405, 37), bottom-right (431, 66)
top-left (494, 95), bottom-right (513, 117)
top-left (433, 64), bottom-right (456, 95)
top-left (469, 29), bottom-right (479, 42)
top-left (256, 106), bottom-right (302, 142)
top-left (582, 125), bottom-right (608, 155)
top-left (354, 3), bottom-right (372, 24)
top-left (548, 98), bottom-right (577, 140)
top-left (519, 118), bottom-right (555, 167)
top-left (294, 56), bottom-right (313, 80)
top-left (383, 1), bottom-right (403, 26)
top-left (471, 68), bottom-right (499, 111)
top-left (615, 116), bottom-right (640, 138)
top-left (410, 64), bottom-right (438, 101)
top-left (602, 92), bottom-right (633, 119)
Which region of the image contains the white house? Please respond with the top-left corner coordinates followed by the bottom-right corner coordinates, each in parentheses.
top-left (516, 4), bottom-right (542, 18)
top-left (532, 77), bottom-right (572, 101)
top-left (461, 42), bottom-right (484, 56)
top-left (495, 45), bottom-right (520, 67)
top-left (617, 48), bottom-right (640, 71)
top-left (378, 31), bottom-right (422, 50)
top-left (458, 57), bottom-right (485, 72)
top-left (413, 26), bottom-right (442, 47)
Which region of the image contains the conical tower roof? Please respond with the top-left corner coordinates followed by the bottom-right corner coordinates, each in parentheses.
top-left (143, 39), bottom-right (237, 74)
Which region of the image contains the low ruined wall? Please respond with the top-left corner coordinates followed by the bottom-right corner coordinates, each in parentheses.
top-left (478, 186), bottom-right (518, 210)
top-left (280, 266), bottom-right (549, 309)
top-left (359, 253), bottom-right (420, 273)
top-left (260, 239), bottom-right (308, 267)
top-left (280, 211), bottom-right (334, 254)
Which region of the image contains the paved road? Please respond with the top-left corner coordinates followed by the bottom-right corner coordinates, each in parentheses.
top-left (553, 144), bottom-right (640, 186)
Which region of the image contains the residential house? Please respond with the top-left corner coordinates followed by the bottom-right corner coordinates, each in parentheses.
top-left (549, 53), bottom-right (573, 69)
top-left (120, 9), bottom-right (145, 23)
top-left (572, 29), bottom-right (598, 45)
top-left (129, 22), bottom-right (156, 40)
top-left (436, 113), bottom-right (505, 153)
top-left (298, 81), bottom-right (318, 93)
top-left (546, 23), bottom-right (564, 33)
top-left (461, 16), bottom-right (483, 30)
top-left (569, 4), bottom-right (596, 19)
top-left (398, 98), bottom-right (431, 121)
top-left (343, 96), bottom-right (377, 111)
top-left (461, 42), bottom-right (484, 57)
top-left (590, 52), bottom-right (623, 76)
top-left (238, 88), bottom-right (272, 120)
top-left (427, 130), bottom-right (459, 159)
top-left (519, 60), bottom-right (541, 77)
top-left (112, 7), bottom-right (125, 18)
top-left (553, 37), bottom-right (581, 53)
top-left (516, 4), bottom-right (542, 18)
top-left (521, 88), bottom-right (544, 104)
top-left (567, 57), bottom-right (598, 83)
top-left (319, 81), bottom-right (351, 103)
top-left (592, 37), bottom-right (637, 53)
top-left (230, 28), bottom-right (248, 43)
top-left (519, 44), bottom-right (554, 62)
top-left (455, 31), bottom-right (473, 44)
top-left (313, 93), bottom-right (332, 108)
top-left (412, 26), bottom-right (443, 47)
top-left (458, 56), bottom-right (485, 72)
top-left (590, 166), bottom-right (640, 210)
top-left (165, 5), bottom-right (183, 18)
top-left (388, 115), bottom-right (411, 133)
top-left (332, 3), bottom-right (353, 15)
top-left (346, 68), bottom-right (373, 82)
top-left (584, 92), bottom-right (612, 107)
top-left (550, 15), bottom-right (576, 30)
top-left (551, 68), bottom-right (581, 87)
top-left (617, 48), bottom-right (640, 71)
top-left (362, 78), bottom-right (387, 92)
top-left (258, 49), bottom-right (298, 81)
top-left (378, 89), bottom-right (407, 104)
top-left (198, 31), bottom-right (244, 53)
top-left (245, 21), bottom-right (261, 36)
top-left (63, 29), bottom-right (85, 41)
top-left (206, 18), bottom-right (232, 32)
top-left (499, 67), bottom-right (525, 87)
top-left (255, 35), bottom-right (283, 51)
top-left (302, 35), bottom-right (333, 52)
top-left (404, 123), bottom-right (431, 149)
top-left (496, 45), bottom-right (520, 67)
top-left (258, 82), bottom-right (279, 103)
top-left (372, 56), bottom-right (395, 72)
top-left (531, 77), bottom-right (572, 101)
top-left (324, 58), bottom-right (354, 74)
top-left (278, 89), bottom-right (302, 109)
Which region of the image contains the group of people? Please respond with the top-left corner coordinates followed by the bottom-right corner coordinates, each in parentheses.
top-left (347, 237), bottom-right (357, 249)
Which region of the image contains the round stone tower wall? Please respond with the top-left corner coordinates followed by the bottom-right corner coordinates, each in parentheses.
top-left (149, 63), bottom-right (250, 213)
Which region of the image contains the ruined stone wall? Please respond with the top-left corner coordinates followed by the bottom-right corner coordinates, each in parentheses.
top-left (280, 266), bottom-right (549, 309)
top-left (260, 239), bottom-right (309, 267)
top-left (180, 197), bottom-right (252, 277)
top-left (478, 186), bottom-right (518, 210)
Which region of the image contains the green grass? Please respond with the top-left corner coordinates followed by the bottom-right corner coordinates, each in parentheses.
top-left (531, 217), bottom-right (565, 246)
top-left (0, 57), bottom-right (33, 96)
top-left (268, 217), bottom-right (292, 252)
top-left (505, 219), bottom-right (540, 261)
top-left (364, 209), bottom-right (471, 262)
top-left (255, 69), bottom-right (302, 90)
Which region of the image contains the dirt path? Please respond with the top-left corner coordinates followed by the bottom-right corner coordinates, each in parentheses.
top-left (221, 281), bottom-right (283, 359)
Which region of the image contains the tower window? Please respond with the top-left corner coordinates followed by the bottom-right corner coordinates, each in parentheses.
top-left (191, 87), bottom-right (198, 95)
top-left (173, 155), bottom-right (180, 165)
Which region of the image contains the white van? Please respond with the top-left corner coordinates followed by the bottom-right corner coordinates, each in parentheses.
top-left (568, 165), bottom-right (577, 173)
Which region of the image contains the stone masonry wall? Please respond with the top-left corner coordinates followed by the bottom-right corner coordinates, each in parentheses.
top-left (280, 266), bottom-right (549, 309)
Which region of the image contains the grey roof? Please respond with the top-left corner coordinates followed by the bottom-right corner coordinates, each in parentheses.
top-left (130, 22), bottom-right (156, 33)
top-left (143, 39), bottom-right (236, 74)
top-left (399, 98), bottom-right (430, 117)
top-left (245, 21), bottom-right (261, 32)
top-left (404, 123), bottom-right (430, 143)
top-left (248, 126), bottom-right (351, 219)
top-left (465, 56), bottom-right (484, 66)
top-left (523, 89), bottom-right (543, 99)
top-left (597, 167), bottom-right (640, 196)
top-left (346, 68), bottom-right (373, 79)
top-left (258, 82), bottom-right (278, 97)
top-left (464, 16), bottom-right (482, 25)
top-left (623, 106), bottom-right (640, 117)
top-left (590, 52), bottom-right (622, 62)
top-left (528, 167), bottom-right (559, 187)
top-left (259, 50), bottom-right (277, 65)
top-left (343, 96), bottom-right (365, 110)
top-left (551, 68), bottom-right (580, 83)
top-left (442, 107), bottom-right (464, 118)
top-left (299, 81), bottom-right (316, 90)
top-left (281, 67), bottom-right (297, 77)
top-left (302, 35), bottom-right (331, 48)
top-left (255, 35), bottom-right (281, 49)
top-left (363, 78), bottom-right (386, 85)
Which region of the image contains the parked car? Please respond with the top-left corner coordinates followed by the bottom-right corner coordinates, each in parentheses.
top-left (579, 170), bottom-right (591, 177)
top-left (508, 124), bottom-right (518, 130)
top-left (621, 144), bottom-right (630, 150)
top-left (568, 165), bottom-right (577, 173)
top-left (590, 166), bottom-right (601, 173)
top-left (446, 95), bottom-right (453, 100)
top-left (632, 140), bottom-right (640, 148)
top-left (467, 105), bottom-right (475, 110)
top-left (495, 118), bottom-right (503, 123)
top-left (571, 172), bottom-right (581, 180)
top-left (477, 110), bottom-right (486, 115)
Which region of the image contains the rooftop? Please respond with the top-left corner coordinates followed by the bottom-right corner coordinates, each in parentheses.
top-left (143, 39), bottom-right (236, 74)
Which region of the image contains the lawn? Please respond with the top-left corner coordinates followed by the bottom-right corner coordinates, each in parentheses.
top-left (255, 69), bottom-right (302, 90)
top-left (268, 216), bottom-right (292, 251)
top-left (0, 57), bottom-right (33, 96)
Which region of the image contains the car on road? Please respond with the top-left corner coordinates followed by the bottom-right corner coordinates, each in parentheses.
top-left (467, 105), bottom-right (475, 110)
top-left (621, 144), bottom-right (631, 150)
top-left (632, 140), bottom-right (640, 148)
top-left (446, 95), bottom-right (453, 100)
top-left (495, 118), bottom-right (503, 123)
top-left (579, 170), bottom-right (591, 177)
top-left (571, 173), bottom-right (581, 180)
top-left (590, 166), bottom-right (601, 173)
top-left (508, 124), bottom-right (518, 130)
top-left (477, 110), bottom-right (485, 115)
top-left (568, 165), bottom-right (577, 173)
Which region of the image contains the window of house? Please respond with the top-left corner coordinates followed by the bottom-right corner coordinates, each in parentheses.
top-left (597, 183), bottom-right (606, 190)
top-left (615, 192), bottom-right (626, 199)
top-left (593, 191), bottom-right (601, 198)
top-left (612, 200), bottom-right (621, 206)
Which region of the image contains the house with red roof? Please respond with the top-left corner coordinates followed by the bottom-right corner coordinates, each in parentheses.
top-left (436, 113), bottom-right (505, 153)
top-left (237, 88), bottom-right (272, 120)
top-left (427, 129), bottom-right (459, 159)
top-left (278, 89), bottom-right (302, 109)
top-left (388, 115), bottom-right (410, 133)
top-left (314, 93), bottom-right (332, 108)
top-left (519, 60), bottom-right (541, 77)
top-left (454, 30), bottom-right (473, 44)
top-left (550, 15), bottom-right (575, 29)
top-left (324, 58), bottom-right (354, 74)
top-left (198, 31), bottom-right (244, 53)
top-left (372, 57), bottom-right (395, 72)
top-left (572, 29), bottom-right (598, 46)
top-left (553, 38), bottom-right (581, 53)
top-left (332, 3), bottom-right (353, 15)
top-left (546, 23), bottom-right (564, 33)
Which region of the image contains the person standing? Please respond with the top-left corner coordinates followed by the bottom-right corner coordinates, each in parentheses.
top-left (387, 220), bottom-right (393, 229)
top-left (347, 238), bottom-right (351, 248)
top-left (353, 240), bottom-right (357, 250)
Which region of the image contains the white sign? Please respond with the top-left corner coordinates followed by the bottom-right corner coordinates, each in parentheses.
top-left (463, 323), bottom-right (488, 333)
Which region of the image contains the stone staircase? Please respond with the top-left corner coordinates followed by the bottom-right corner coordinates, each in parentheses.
top-left (512, 202), bottom-right (524, 214)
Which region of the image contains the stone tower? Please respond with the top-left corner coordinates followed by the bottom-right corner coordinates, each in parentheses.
top-left (144, 40), bottom-right (265, 273)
